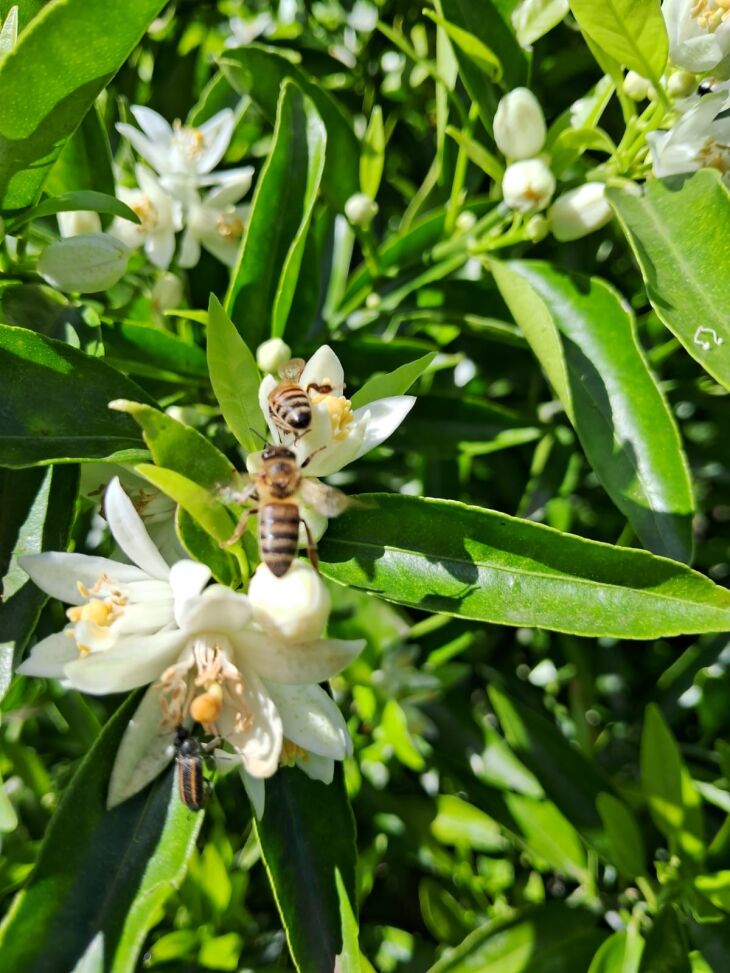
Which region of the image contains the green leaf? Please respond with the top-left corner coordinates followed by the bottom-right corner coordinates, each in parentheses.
top-left (568, 0), bottom-right (668, 86)
top-left (7, 190), bottom-right (138, 231)
top-left (0, 464), bottom-right (78, 699)
top-left (102, 321), bottom-right (208, 381)
top-left (640, 704), bottom-right (704, 859)
top-left (428, 904), bottom-right (607, 972)
top-left (596, 793), bottom-right (647, 878)
top-left (0, 323), bottom-right (150, 467)
top-left (220, 44), bottom-right (359, 211)
top-left (335, 868), bottom-right (361, 973)
top-left (380, 698), bottom-right (425, 771)
top-left (207, 295), bottom-right (266, 454)
top-left (225, 82), bottom-right (326, 349)
top-left (638, 905), bottom-right (690, 973)
top-left (608, 171), bottom-right (730, 391)
top-left (44, 105), bottom-right (114, 202)
top-left (491, 259), bottom-right (694, 564)
top-left (176, 507), bottom-right (239, 587)
top-left (0, 694), bottom-right (202, 973)
top-left (0, 0), bottom-right (167, 210)
top-left (255, 765), bottom-right (357, 973)
top-left (351, 352), bottom-right (435, 409)
top-left (445, 126), bottom-right (505, 181)
top-left (588, 930), bottom-right (644, 973)
top-left (318, 494), bottom-right (730, 639)
top-left (695, 872), bottom-right (730, 913)
top-left (507, 793), bottom-right (588, 879)
top-left (424, 9), bottom-right (503, 82)
top-left (431, 795), bottom-right (503, 852)
top-left (360, 105), bottom-right (384, 200)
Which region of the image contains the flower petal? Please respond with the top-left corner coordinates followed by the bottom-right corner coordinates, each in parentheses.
top-left (267, 682), bottom-right (351, 759)
top-left (204, 167), bottom-right (255, 206)
top-left (169, 559), bottom-right (212, 627)
top-left (221, 668), bottom-right (283, 778)
top-left (16, 632), bottom-right (79, 678)
top-left (296, 751), bottom-right (335, 784)
top-left (176, 583), bottom-right (251, 634)
top-left (258, 374), bottom-right (278, 442)
top-left (130, 105), bottom-right (173, 142)
top-left (240, 767), bottom-right (266, 818)
top-left (19, 552), bottom-right (149, 605)
top-left (105, 477), bottom-right (170, 580)
top-left (233, 631), bottom-right (365, 684)
top-left (299, 345), bottom-right (345, 391)
top-left (116, 123), bottom-right (170, 175)
top-left (63, 630), bottom-right (185, 694)
top-left (196, 109), bottom-right (236, 173)
top-left (107, 684), bottom-right (177, 808)
top-left (353, 395), bottom-right (415, 460)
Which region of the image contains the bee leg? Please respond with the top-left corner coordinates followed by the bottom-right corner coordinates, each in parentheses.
top-left (222, 507), bottom-right (257, 547)
top-left (301, 518), bottom-right (320, 573)
top-left (301, 445), bottom-right (326, 469)
top-left (306, 382), bottom-right (345, 395)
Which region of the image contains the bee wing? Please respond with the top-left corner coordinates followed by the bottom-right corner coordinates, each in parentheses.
top-left (278, 357), bottom-right (306, 381)
top-left (300, 478), bottom-right (357, 518)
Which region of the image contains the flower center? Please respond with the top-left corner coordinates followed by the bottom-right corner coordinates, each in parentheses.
top-left (696, 136), bottom-right (730, 174)
top-left (216, 211), bottom-right (245, 241)
top-left (66, 575), bottom-right (127, 654)
top-left (310, 384), bottom-right (354, 442)
top-left (131, 194), bottom-right (159, 230)
top-left (692, 0), bottom-right (730, 31)
top-left (280, 739), bottom-right (307, 767)
top-left (172, 120), bottom-right (206, 160)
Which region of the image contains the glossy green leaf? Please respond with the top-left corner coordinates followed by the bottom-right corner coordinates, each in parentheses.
top-left (255, 765), bottom-right (357, 973)
top-left (0, 323), bottom-right (150, 467)
top-left (695, 872), bottom-right (730, 913)
top-left (608, 171), bottom-right (730, 391)
top-left (507, 793), bottom-right (588, 879)
top-left (318, 494), bottom-right (730, 639)
top-left (638, 905), bottom-right (690, 973)
top-left (7, 190), bottom-right (138, 231)
top-left (596, 792), bottom-right (647, 878)
top-left (102, 321), bottom-right (208, 381)
top-left (360, 106), bottom-right (384, 200)
top-left (336, 868), bottom-right (361, 973)
top-left (428, 904), bottom-right (606, 972)
top-left (640, 704), bottom-right (704, 859)
top-left (0, 464), bottom-right (78, 699)
top-left (431, 795), bottom-right (503, 852)
top-left (380, 698), bottom-right (425, 771)
top-left (220, 44), bottom-right (359, 211)
top-left (207, 295), bottom-right (266, 454)
top-left (424, 9), bottom-right (503, 81)
top-left (0, 0), bottom-right (166, 209)
top-left (588, 930), bottom-right (644, 973)
top-left (44, 105), bottom-right (114, 202)
top-left (225, 82), bottom-right (326, 349)
top-left (0, 694), bottom-right (202, 973)
top-left (176, 507), bottom-right (239, 587)
top-left (491, 259), bottom-right (694, 564)
top-left (568, 0), bottom-right (668, 86)
top-left (351, 352), bottom-right (435, 409)
top-left (445, 126), bottom-right (505, 181)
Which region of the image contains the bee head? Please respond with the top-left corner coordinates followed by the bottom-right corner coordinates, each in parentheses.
top-left (262, 445), bottom-right (296, 462)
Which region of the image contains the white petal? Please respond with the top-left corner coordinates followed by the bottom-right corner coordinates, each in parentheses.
top-left (268, 683), bottom-right (350, 759)
top-left (297, 752), bottom-right (335, 784)
top-left (176, 584), bottom-right (251, 634)
top-left (16, 632), bottom-right (79, 678)
top-left (196, 109), bottom-right (236, 173)
top-left (240, 767), bottom-right (266, 818)
top-left (107, 684), bottom-right (177, 808)
top-left (169, 560), bottom-right (212, 627)
top-left (63, 630), bottom-right (185, 694)
top-left (19, 552), bottom-right (148, 605)
top-left (299, 345), bottom-right (345, 391)
top-left (198, 224), bottom-right (241, 267)
top-left (116, 124), bottom-right (171, 175)
top-left (178, 227), bottom-right (201, 269)
top-left (258, 373), bottom-right (279, 441)
top-left (233, 631), bottom-right (365, 684)
top-left (204, 167), bottom-right (255, 206)
top-left (145, 231), bottom-right (176, 270)
top-left (130, 105), bottom-right (173, 142)
top-left (105, 477), bottom-right (170, 580)
top-left (222, 669), bottom-right (283, 777)
top-left (248, 561), bottom-right (330, 643)
top-left (353, 395), bottom-right (415, 460)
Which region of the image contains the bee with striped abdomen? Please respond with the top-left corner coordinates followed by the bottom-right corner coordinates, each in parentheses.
top-left (222, 445), bottom-right (354, 577)
top-left (175, 725), bottom-right (206, 812)
top-left (267, 359), bottom-right (340, 440)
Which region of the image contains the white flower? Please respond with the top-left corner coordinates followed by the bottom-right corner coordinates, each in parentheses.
top-left (249, 560), bottom-right (331, 643)
top-left (38, 233), bottom-right (129, 293)
top-left (345, 192), bottom-right (379, 227)
top-left (647, 89), bottom-right (730, 183)
top-left (57, 211), bottom-right (102, 238)
top-left (257, 337), bottom-right (292, 374)
top-left (494, 88), bottom-right (547, 160)
top-left (501, 158), bottom-right (556, 213)
top-left (256, 344), bottom-right (416, 478)
top-left (116, 106), bottom-right (239, 186)
top-left (227, 12), bottom-right (275, 46)
top-left (663, 0), bottom-right (730, 73)
top-left (668, 68), bottom-right (698, 98)
top-left (178, 172), bottom-right (253, 268)
top-left (111, 166), bottom-right (183, 269)
top-left (549, 183), bottom-right (613, 241)
top-left (624, 71), bottom-right (653, 101)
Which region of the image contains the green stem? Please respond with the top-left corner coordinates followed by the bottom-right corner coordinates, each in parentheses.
top-left (445, 103), bottom-right (479, 236)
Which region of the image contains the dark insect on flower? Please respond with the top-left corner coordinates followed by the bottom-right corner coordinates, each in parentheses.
top-left (175, 725), bottom-right (206, 812)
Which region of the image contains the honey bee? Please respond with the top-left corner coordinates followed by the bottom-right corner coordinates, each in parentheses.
top-left (267, 359), bottom-right (341, 440)
top-left (222, 445), bottom-right (354, 576)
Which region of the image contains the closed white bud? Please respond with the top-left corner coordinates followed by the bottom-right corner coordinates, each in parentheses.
top-left (502, 158), bottom-right (555, 214)
top-left (494, 88), bottom-right (547, 160)
top-left (256, 337), bottom-right (292, 374)
top-left (151, 272), bottom-right (184, 313)
top-left (623, 70), bottom-right (652, 100)
top-left (549, 183), bottom-right (613, 242)
top-left (667, 69), bottom-right (696, 99)
top-left (38, 233), bottom-right (129, 293)
top-left (248, 560), bottom-right (331, 643)
top-left (344, 192), bottom-right (379, 227)
top-left (456, 210), bottom-right (477, 232)
top-left (57, 210), bottom-right (102, 238)
top-left (525, 214), bottom-right (549, 242)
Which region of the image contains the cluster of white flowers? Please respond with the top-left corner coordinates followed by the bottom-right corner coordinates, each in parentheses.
top-left (649, 85), bottom-right (730, 184)
top-left (111, 106), bottom-right (254, 270)
top-left (17, 345), bottom-right (414, 816)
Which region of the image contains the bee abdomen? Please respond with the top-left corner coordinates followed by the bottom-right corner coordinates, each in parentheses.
top-left (271, 386), bottom-right (311, 431)
top-left (177, 754), bottom-right (204, 812)
top-left (260, 502), bottom-right (299, 577)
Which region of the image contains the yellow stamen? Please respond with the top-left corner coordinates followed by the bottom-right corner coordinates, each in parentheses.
top-left (216, 212), bottom-right (244, 241)
top-left (692, 0), bottom-right (730, 30)
top-left (131, 195), bottom-right (159, 231)
top-left (280, 739), bottom-right (307, 767)
top-left (320, 394), bottom-right (354, 442)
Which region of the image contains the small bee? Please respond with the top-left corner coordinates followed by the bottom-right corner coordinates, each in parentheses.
top-left (222, 445), bottom-right (353, 576)
top-left (175, 725), bottom-right (206, 812)
top-left (268, 359), bottom-right (341, 440)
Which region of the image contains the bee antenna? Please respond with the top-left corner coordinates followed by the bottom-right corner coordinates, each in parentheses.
top-left (249, 427), bottom-right (271, 446)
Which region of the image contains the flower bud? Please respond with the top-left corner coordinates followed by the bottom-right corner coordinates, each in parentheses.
top-left (525, 214), bottom-right (549, 242)
top-left (344, 192), bottom-right (379, 227)
top-left (151, 272), bottom-right (184, 313)
top-left (256, 337), bottom-right (292, 374)
top-left (667, 69), bottom-right (696, 99)
top-left (623, 70), bottom-right (652, 101)
top-left (38, 233), bottom-right (129, 293)
top-left (494, 88), bottom-right (547, 160)
top-left (248, 560), bottom-right (331, 643)
top-left (57, 210), bottom-right (102, 238)
top-left (456, 211), bottom-right (477, 232)
top-left (549, 183), bottom-right (613, 242)
top-left (501, 158), bottom-right (555, 214)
